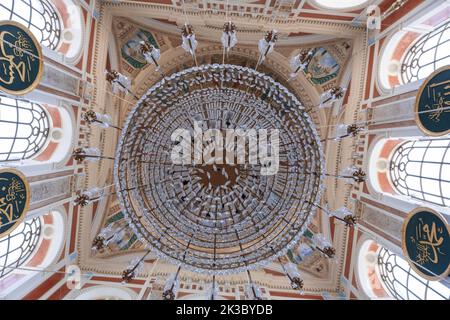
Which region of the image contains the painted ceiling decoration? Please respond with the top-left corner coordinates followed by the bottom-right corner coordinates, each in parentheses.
top-left (113, 17), bottom-right (353, 100)
top-left (74, 1), bottom-right (362, 299)
top-left (113, 18), bottom-right (169, 77)
top-left (75, 0), bottom-right (413, 300)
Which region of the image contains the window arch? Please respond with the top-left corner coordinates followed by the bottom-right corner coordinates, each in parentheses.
top-left (0, 94), bottom-right (50, 162)
top-left (74, 286), bottom-right (138, 300)
top-left (357, 239), bottom-right (450, 300)
top-left (308, 0), bottom-right (370, 11)
top-left (377, 247), bottom-right (450, 300)
top-left (389, 138), bottom-right (450, 207)
top-left (401, 19), bottom-right (450, 84)
top-left (0, 217), bottom-right (42, 278)
top-left (356, 239), bottom-right (389, 299)
top-left (0, 210), bottom-right (66, 297)
top-left (378, 6), bottom-right (450, 91)
top-left (0, 0), bottom-right (62, 50)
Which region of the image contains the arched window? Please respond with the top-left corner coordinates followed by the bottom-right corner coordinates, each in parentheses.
top-left (0, 94), bottom-right (50, 162)
top-left (378, 7), bottom-right (450, 91)
top-left (0, 0), bottom-right (62, 50)
top-left (377, 247), bottom-right (450, 300)
top-left (357, 239), bottom-right (450, 300)
top-left (401, 19), bottom-right (450, 84)
top-left (0, 217), bottom-right (42, 278)
top-left (0, 210), bottom-right (66, 297)
top-left (389, 138), bottom-right (450, 207)
top-left (74, 286), bottom-right (138, 300)
top-left (309, 0), bottom-right (370, 11)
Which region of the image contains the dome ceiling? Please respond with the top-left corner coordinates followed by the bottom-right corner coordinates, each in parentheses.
top-left (78, 0), bottom-right (372, 298)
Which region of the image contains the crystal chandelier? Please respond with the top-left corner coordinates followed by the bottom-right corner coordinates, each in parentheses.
top-left (75, 16), bottom-right (365, 297)
top-left (113, 64), bottom-right (326, 275)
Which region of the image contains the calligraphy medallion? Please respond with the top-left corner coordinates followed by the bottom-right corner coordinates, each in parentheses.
top-left (415, 66), bottom-right (450, 136)
top-left (0, 168), bottom-right (30, 238)
top-left (402, 207), bottom-right (450, 281)
top-left (0, 21), bottom-right (43, 95)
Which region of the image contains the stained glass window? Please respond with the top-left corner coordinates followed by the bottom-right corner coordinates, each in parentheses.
top-left (401, 20), bottom-right (450, 83)
top-left (0, 94), bottom-right (50, 162)
top-left (377, 247), bottom-right (450, 300)
top-left (389, 138), bottom-right (450, 207)
top-left (0, 217), bottom-right (42, 278)
top-left (0, 0), bottom-right (62, 50)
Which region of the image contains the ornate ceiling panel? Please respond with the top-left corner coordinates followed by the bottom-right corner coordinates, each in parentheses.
top-left (77, 0), bottom-right (370, 299)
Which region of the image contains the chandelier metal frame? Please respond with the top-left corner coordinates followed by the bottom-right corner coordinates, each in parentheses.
top-left (114, 64), bottom-right (325, 275)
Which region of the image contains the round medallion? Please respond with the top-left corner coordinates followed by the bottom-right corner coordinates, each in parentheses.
top-left (402, 207), bottom-right (450, 281)
top-left (0, 21), bottom-right (43, 95)
top-left (415, 66), bottom-right (450, 136)
top-left (0, 168), bottom-right (31, 238)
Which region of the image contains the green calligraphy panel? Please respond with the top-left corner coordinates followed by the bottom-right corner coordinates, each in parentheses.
top-left (0, 169), bottom-right (30, 238)
top-left (0, 21), bottom-right (43, 95)
top-left (402, 207), bottom-right (450, 280)
top-left (415, 66), bottom-right (450, 136)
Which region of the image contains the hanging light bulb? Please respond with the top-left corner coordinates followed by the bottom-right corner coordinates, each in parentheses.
top-left (319, 86), bottom-right (347, 108)
top-left (257, 30), bottom-right (278, 67)
top-left (122, 256), bottom-right (143, 284)
top-left (340, 166), bottom-right (367, 183)
top-left (321, 123), bottom-right (364, 142)
top-left (73, 193), bottom-right (89, 207)
top-left (73, 186), bottom-right (104, 207)
top-left (282, 262), bottom-right (304, 293)
top-left (221, 21), bottom-right (237, 54)
top-left (140, 41), bottom-right (161, 71)
top-left (72, 147), bottom-right (117, 163)
top-left (92, 223), bottom-right (129, 253)
top-left (345, 124), bottom-right (363, 137)
top-left (311, 234), bottom-right (336, 259)
top-left (121, 250), bottom-right (151, 284)
top-left (91, 225), bottom-right (114, 254)
top-left (105, 70), bottom-right (132, 95)
top-left (330, 207), bottom-right (357, 227)
top-left (82, 110), bottom-right (113, 129)
top-left (305, 165), bottom-right (366, 184)
top-left (307, 202), bottom-right (357, 228)
top-left (72, 147), bottom-right (101, 163)
top-left (162, 266), bottom-right (181, 300)
top-left (334, 124), bottom-right (363, 140)
top-left (181, 24), bottom-right (198, 57)
top-left (289, 49), bottom-right (314, 80)
top-left (335, 124), bottom-right (349, 137)
top-left (91, 225), bottom-right (113, 252)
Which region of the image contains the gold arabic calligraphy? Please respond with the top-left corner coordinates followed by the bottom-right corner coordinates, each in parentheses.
top-left (0, 177), bottom-right (25, 227)
top-left (410, 218), bottom-right (445, 265)
top-left (425, 80), bottom-right (450, 122)
top-left (0, 30), bottom-right (35, 86)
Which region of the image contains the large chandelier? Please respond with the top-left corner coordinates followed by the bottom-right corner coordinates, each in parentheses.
top-left (72, 13), bottom-right (363, 298)
top-left (113, 64), bottom-right (325, 275)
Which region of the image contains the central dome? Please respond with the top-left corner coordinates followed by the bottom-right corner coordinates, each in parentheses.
top-left (114, 64), bottom-right (325, 275)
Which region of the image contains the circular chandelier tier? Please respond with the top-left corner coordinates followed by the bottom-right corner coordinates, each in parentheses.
top-left (114, 64), bottom-right (325, 275)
